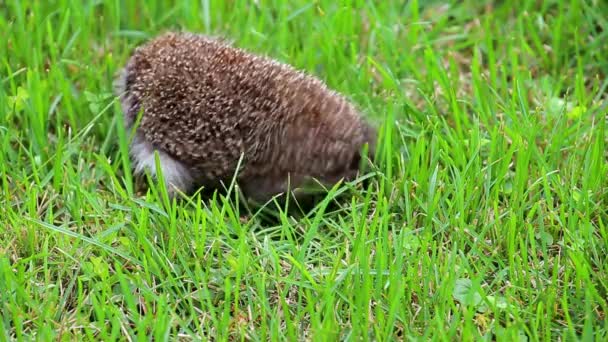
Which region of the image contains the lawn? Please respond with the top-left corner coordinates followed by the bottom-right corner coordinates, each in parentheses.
top-left (1, 0), bottom-right (607, 340)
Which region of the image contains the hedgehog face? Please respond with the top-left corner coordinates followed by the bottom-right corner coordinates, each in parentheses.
top-left (318, 123), bottom-right (376, 188)
top-left (321, 147), bottom-right (373, 186)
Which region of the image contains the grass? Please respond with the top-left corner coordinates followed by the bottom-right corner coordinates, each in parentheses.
top-left (1, 0), bottom-right (607, 340)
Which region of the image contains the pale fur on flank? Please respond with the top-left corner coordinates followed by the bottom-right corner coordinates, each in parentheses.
top-left (129, 132), bottom-right (194, 195)
top-left (115, 67), bottom-right (195, 196)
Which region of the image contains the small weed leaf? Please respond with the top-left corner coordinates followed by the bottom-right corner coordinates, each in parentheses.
top-left (566, 105), bottom-right (587, 120)
top-left (501, 181), bottom-right (513, 195)
top-left (478, 295), bottom-right (510, 313)
top-left (84, 90), bottom-right (114, 114)
top-left (545, 97), bottom-right (587, 121)
top-left (404, 236), bottom-right (421, 251)
top-left (517, 329), bottom-right (529, 342)
top-left (118, 236), bottom-right (131, 248)
top-left (536, 231), bottom-right (554, 246)
top-left (453, 278), bottom-right (482, 307)
top-left (453, 279), bottom-right (511, 313)
top-left (572, 189), bottom-right (593, 204)
top-left (7, 86), bottom-right (29, 112)
top-left (88, 256), bottom-right (110, 280)
top-left (546, 97), bottom-right (573, 117)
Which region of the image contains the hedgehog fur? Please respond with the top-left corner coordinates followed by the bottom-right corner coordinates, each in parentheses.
top-left (114, 31), bottom-right (376, 202)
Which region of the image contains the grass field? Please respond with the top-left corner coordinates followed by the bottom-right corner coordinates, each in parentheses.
top-left (1, 0), bottom-right (607, 340)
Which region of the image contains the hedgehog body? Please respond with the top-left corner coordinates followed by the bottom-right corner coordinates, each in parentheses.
top-left (115, 31), bottom-right (375, 201)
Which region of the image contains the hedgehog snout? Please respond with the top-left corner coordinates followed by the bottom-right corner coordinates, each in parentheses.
top-left (320, 123), bottom-right (376, 186)
top-left (347, 122), bottom-right (376, 179)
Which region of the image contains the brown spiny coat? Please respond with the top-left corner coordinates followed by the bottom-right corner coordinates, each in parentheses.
top-left (116, 31), bottom-right (375, 200)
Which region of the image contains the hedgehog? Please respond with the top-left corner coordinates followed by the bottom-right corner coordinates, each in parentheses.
top-left (114, 31), bottom-right (376, 203)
